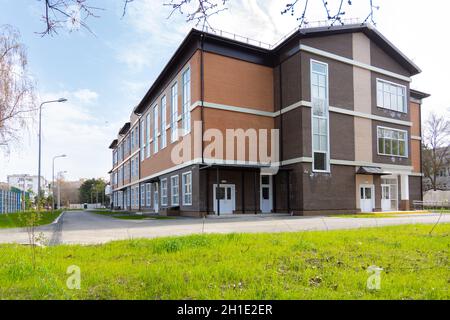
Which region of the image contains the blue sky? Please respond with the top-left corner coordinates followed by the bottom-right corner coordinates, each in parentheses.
top-left (0, 0), bottom-right (448, 183)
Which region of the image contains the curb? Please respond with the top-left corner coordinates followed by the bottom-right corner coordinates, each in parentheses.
top-left (51, 211), bottom-right (65, 225)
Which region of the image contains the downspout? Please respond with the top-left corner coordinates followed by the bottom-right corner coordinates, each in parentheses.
top-left (200, 33), bottom-right (208, 214)
top-left (419, 99), bottom-right (423, 201)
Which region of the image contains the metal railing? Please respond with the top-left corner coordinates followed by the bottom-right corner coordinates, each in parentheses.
top-left (199, 18), bottom-right (365, 50)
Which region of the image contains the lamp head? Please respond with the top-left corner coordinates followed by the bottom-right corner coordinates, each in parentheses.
top-left (58, 98), bottom-right (68, 103)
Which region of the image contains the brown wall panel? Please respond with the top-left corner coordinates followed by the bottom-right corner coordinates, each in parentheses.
top-left (330, 112), bottom-right (355, 161)
top-left (204, 52), bottom-right (274, 111)
top-left (370, 41), bottom-right (410, 77)
top-left (301, 33), bottom-right (353, 59)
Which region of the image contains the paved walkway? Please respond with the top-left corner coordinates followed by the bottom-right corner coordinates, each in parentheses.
top-left (0, 211), bottom-right (448, 245)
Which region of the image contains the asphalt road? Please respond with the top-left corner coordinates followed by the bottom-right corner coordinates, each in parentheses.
top-left (0, 210), bottom-right (448, 245)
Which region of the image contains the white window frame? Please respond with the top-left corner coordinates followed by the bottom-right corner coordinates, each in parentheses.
top-left (182, 171), bottom-right (192, 206)
top-left (146, 113), bottom-right (151, 158)
top-left (153, 104), bottom-right (159, 154)
top-left (377, 126), bottom-right (408, 158)
top-left (171, 175), bottom-right (179, 206)
top-left (182, 67), bottom-right (191, 135)
top-left (376, 78), bottom-right (407, 113)
top-left (140, 184), bottom-right (145, 207)
top-left (161, 178), bottom-right (168, 206)
top-left (161, 95), bottom-right (167, 149)
top-left (171, 82), bottom-right (178, 142)
top-left (145, 183), bottom-right (151, 207)
top-left (310, 59), bottom-right (330, 173)
top-left (140, 119), bottom-right (145, 161)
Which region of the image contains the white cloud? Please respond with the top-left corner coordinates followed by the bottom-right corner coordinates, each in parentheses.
top-left (0, 89), bottom-right (119, 183)
top-left (73, 89), bottom-right (99, 104)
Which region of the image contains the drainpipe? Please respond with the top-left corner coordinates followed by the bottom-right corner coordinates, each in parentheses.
top-left (200, 33), bottom-right (205, 165)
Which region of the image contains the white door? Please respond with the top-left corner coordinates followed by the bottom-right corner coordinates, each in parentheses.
top-left (381, 184), bottom-right (391, 211)
top-left (213, 184), bottom-right (235, 214)
top-left (153, 182), bottom-right (159, 213)
top-left (360, 185), bottom-right (374, 212)
top-left (260, 175), bottom-right (273, 213)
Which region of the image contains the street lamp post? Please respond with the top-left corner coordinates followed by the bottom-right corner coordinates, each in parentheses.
top-left (57, 170), bottom-right (67, 209)
top-left (52, 154), bottom-right (67, 211)
top-left (37, 98), bottom-right (67, 211)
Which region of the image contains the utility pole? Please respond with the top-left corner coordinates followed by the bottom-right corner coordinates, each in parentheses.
top-left (37, 98), bottom-right (67, 211)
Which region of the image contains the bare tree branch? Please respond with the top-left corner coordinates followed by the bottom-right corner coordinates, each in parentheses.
top-left (0, 25), bottom-right (37, 148)
top-left (422, 112), bottom-right (450, 191)
top-left (38, 0), bottom-right (103, 36)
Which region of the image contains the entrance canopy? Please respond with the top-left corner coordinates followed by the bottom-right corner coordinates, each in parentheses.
top-left (356, 166), bottom-right (390, 175)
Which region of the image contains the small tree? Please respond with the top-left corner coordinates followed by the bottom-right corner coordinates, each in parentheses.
top-left (422, 112), bottom-right (450, 191)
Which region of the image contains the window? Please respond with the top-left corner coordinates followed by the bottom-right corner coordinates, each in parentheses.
top-left (153, 104), bottom-right (159, 153)
top-left (171, 83), bottom-right (178, 142)
top-left (376, 79), bottom-right (407, 113)
top-left (146, 113), bottom-right (151, 158)
top-left (161, 178), bottom-right (168, 206)
top-left (140, 119), bottom-right (145, 161)
top-left (145, 183), bottom-right (151, 206)
top-left (311, 60), bottom-right (330, 172)
top-left (182, 172), bottom-right (192, 205)
top-left (377, 127), bottom-right (408, 157)
top-left (161, 95), bottom-right (167, 149)
top-left (171, 175), bottom-right (179, 206)
top-left (182, 68), bottom-right (191, 134)
top-left (140, 184), bottom-right (145, 207)
top-left (130, 129), bottom-right (134, 150)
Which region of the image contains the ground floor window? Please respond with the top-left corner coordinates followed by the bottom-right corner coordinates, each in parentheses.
top-left (182, 171), bottom-right (192, 205)
top-left (161, 179), bottom-right (168, 206)
top-left (140, 184), bottom-right (145, 207)
top-left (145, 183), bottom-right (151, 207)
top-left (171, 175), bottom-right (179, 206)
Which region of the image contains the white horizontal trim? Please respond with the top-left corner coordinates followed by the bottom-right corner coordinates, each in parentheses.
top-left (329, 106), bottom-right (412, 127)
top-left (190, 100), bottom-right (412, 126)
top-left (411, 135), bottom-right (421, 141)
top-left (202, 101), bottom-right (275, 117)
top-left (281, 157), bottom-right (313, 166)
top-left (299, 44), bottom-right (411, 83)
top-left (165, 124), bottom-right (171, 130)
top-left (279, 100), bottom-right (311, 115)
top-left (409, 172), bottom-right (423, 177)
top-left (281, 156), bottom-right (413, 173)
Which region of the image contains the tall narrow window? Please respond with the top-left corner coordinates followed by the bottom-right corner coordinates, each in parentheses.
top-left (140, 184), bottom-right (145, 207)
top-left (146, 113), bottom-right (151, 158)
top-left (140, 119), bottom-right (145, 161)
top-left (171, 175), bottom-right (179, 206)
top-left (161, 95), bottom-right (167, 149)
top-left (131, 130), bottom-right (134, 150)
top-left (153, 104), bottom-right (159, 153)
top-left (182, 171), bottom-right (192, 205)
top-left (311, 60), bottom-right (329, 172)
top-left (161, 178), bottom-right (168, 206)
top-left (182, 68), bottom-right (191, 134)
top-left (171, 83), bottom-right (178, 142)
top-left (145, 183), bottom-right (151, 206)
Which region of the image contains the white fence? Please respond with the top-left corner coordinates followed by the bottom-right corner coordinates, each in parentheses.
top-left (69, 203), bottom-right (104, 210)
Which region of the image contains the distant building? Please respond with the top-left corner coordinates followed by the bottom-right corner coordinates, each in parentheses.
top-left (0, 183), bottom-right (23, 213)
top-left (7, 174), bottom-right (47, 196)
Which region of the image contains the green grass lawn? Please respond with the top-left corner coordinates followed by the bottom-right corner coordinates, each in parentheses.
top-left (0, 210), bottom-right (62, 229)
top-left (0, 223), bottom-right (448, 300)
